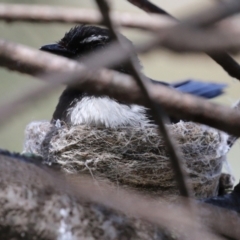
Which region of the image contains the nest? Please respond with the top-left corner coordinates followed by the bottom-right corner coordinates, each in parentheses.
top-left (23, 121), bottom-right (229, 200)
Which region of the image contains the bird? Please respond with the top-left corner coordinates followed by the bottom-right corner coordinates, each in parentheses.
top-left (40, 25), bottom-right (227, 128)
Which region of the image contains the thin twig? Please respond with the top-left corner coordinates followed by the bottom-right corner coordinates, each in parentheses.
top-left (158, 26), bottom-right (240, 53)
top-left (127, 0), bottom-right (172, 16)
top-left (227, 100), bottom-right (240, 147)
top-left (95, 0), bottom-right (191, 198)
top-left (181, 0), bottom-right (240, 27)
top-left (1, 40), bottom-right (240, 136)
top-left (127, 0), bottom-right (240, 80)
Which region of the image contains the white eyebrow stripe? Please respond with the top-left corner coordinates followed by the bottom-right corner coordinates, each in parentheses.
top-left (80, 35), bottom-right (108, 44)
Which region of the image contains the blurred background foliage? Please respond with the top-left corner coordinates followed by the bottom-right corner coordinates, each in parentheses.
top-left (0, 0), bottom-right (240, 179)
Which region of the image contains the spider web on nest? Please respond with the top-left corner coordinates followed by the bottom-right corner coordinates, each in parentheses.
top-left (23, 120), bottom-right (229, 200)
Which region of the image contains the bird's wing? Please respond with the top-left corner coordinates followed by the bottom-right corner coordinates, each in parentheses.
top-left (171, 79), bottom-right (227, 99)
top-left (149, 79), bottom-right (227, 99)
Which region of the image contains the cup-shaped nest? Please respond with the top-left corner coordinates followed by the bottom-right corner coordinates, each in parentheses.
top-left (23, 121), bottom-right (229, 200)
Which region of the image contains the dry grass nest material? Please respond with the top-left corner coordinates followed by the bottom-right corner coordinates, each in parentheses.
top-left (24, 121), bottom-right (229, 199)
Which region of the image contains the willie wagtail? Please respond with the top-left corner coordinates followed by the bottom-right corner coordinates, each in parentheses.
top-left (40, 25), bottom-right (227, 128)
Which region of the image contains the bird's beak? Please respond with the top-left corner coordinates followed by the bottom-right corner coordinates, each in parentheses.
top-left (40, 43), bottom-right (75, 58)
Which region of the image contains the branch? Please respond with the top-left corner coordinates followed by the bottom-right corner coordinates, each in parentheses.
top-left (159, 26), bottom-right (240, 53)
top-left (95, 0), bottom-right (192, 198)
top-left (127, 0), bottom-right (240, 81)
top-left (227, 100), bottom-right (240, 147)
top-left (1, 40), bottom-right (240, 137)
top-left (3, 4), bottom-right (240, 53)
top-left (2, 150), bottom-right (240, 239)
top-left (0, 3), bottom-right (175, 31)
top-left (65, 175), bottom-right (240, 239)
top-left (0, 153), bottom-right (229, 240)
top-left (127, 0), bottom-right (172, 16)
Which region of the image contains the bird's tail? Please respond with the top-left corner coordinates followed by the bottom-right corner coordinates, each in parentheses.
top-left (171, 80), bottom-right (227, 99)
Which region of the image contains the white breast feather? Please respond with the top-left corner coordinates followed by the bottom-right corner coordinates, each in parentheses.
top-left (67, 96), bottom-right (151, 128)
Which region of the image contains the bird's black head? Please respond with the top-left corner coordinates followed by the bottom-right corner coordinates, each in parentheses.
top-left (40, 25), bottom-right (112, 59)
top-left (40, 25), bottom-right (141, 74)
top-left (40, 25), bottom-right (142, 123)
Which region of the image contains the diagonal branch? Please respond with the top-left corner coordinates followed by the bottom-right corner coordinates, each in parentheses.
top-left (127, 0), bottom-right (240, 81)
top-left (127, 0), bottom-right (172, 16)
top-left (95, 0), bottom-right (191, 198)
top-left (1, 40), bottom-right (240, 137)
